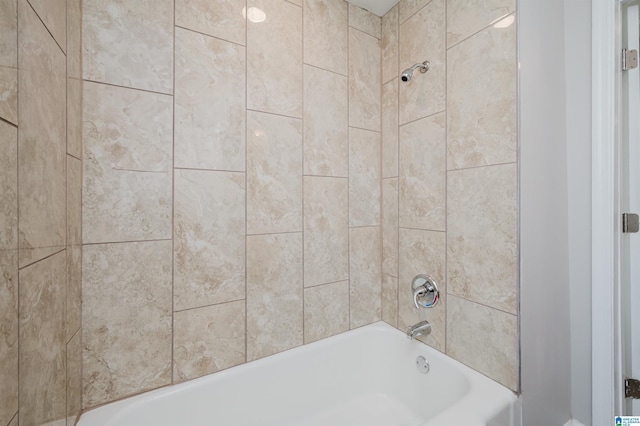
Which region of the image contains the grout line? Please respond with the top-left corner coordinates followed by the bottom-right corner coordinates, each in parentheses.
top-left (301, 0), bottom-right (306, 346)
top-left (397, 0), bottom-right (435, 26)
top-left (447, 160), bottom-right (518, 173)
top-left (25, 0), bottom-right (66, 55)
top-left (0, 116), bottom-right (17, 128)
top-left (398, 226), bottom-right (445, 233)
top-left (443, 0), bottom-right (448, 355)
top-left (17, 247), bottom-right (66, 270)
top-left (304, 279), bottom-right (349, 290)
top-left (398, 108), bottom-right (446, 128)
top-left (302, 62), bottom-right (348, 79)
top-left (82, 78), bottom-right (173, 97)
top-left (245, 107), bottom-right (302, 122)
top-left (244, 0), bottom-right (248, 366)
top-left (173, 166), bottom-right (245, 173)
top-left (82, 238), bottom-right (172, 247)
top-left (171, 0), bottom-right (176, 385)
top-left (174, 24), bottom-right (247, 48)
top-left (347, 5), bottom-right (352, 331)
top-left (395, 6), bottom-right (400, 330)
top-left (174, 297), bottom-right (247, 314)
top-left (446, 11), bottom-right (516, 51)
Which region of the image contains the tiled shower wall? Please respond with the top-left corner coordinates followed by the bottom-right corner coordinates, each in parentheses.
top-left (380, 0), bottom-right (519, 390)
top-left (0, 0), bottom-right (83, 424)
top-left (81, 0), bottom-right (383, 409)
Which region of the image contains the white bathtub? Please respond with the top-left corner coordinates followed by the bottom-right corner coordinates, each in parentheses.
top-left (77, 322), bottom-right (518, 426)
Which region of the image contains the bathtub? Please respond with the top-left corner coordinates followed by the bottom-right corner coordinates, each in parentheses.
top-left (77, 321), bottom-right (518, 426)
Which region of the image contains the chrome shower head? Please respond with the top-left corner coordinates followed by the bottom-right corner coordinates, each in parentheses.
top-left (400, 61), bottom-right (430, 82)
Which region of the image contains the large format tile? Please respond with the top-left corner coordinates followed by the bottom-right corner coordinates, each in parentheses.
top-left (399, 0), bottom-right (432, 23)
top-left (0, 250), bottom-right (18, 426)
top-left (349, 127), bottom-right (380, 227)
top-left (447, 164), bottom-right (518, 314)
top-left (82, 241), bottom-right (172, 408)
top-left (247, 233), bottom-right (303, 361)
top-left (304, 281), bottom-right (349, 343)
top-left (382, 274), bottom-right (398, 327)
top-left (399, 113), bottom-right (446, 231)
top-left (29, 0), bottom-right (66, 51)
top-left (19, 251), bottom-right (66, 426)
top-left (0, 0), bottom-right (17, 67)
top-left (447, 295), bottom-right (518, 390)
top-left (83, 81), bottom-right (172, 244)
top-left (0, 121), bottom-right (17, 250)
top-left (447, 0), bottom-right (515, 47)
top-left (174, 27), bottom-right (246, 171)
top-left (349, 227), bottom-right (382, 328)
top-left (303, 65), bottom-right (348, 177)
top-left (18, 0), bottom-right (66, 265)
top-left (0, 66), bottom-right (17, 125)
top-left (83, 0), bottom-right (173, 93)
top-left (381, 4), bottom-right (398, 83)
top-left (66, 330), bottom-right (81, 425)
top-left (173, 301), bottom-right (246, 382)
top-left (303, 177), bottom-right (349, 287)
top-left (447, 21), bottom-right (516, 169)
top-left (247, 111), bottom-right (302, 234)
top-left (398, 0), bottom-right (445, 125)
top-left (349, 4), bottom-right (381, 38)
top-left (349, 28), bottom-right (381, 131)
top-left (303, 0), bottom-right (347, 75)
top-left (176, 0), bottom-right (246, 46)
top-left (382, 177), bottom-right (398, 276)
top-left (66, 0), bottom-right (82, 79)
top-left (174, 169), bottom-right (245, 311)
top-left (382, 78), bottom-right (398, 178)
top-left (248, 0), bottom-right (302, 117)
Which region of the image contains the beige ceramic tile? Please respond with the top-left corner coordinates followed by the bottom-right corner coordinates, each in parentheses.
top-left (303, 64), bottom-right (348, 177)
top-left (0, 250), bottom-right (18, 426)
top-left (447, 295), bottom-right (518, 390)
top-left (398, 228), bottom-right (445, 351)
top-left (173, 301), bottom-right (246, 382)
top-left (66, 330), bottom-right (81, 425)
top-left (447, 22), bottom-right (517, 169)
top-left (0, 0), bottom-right (17, 67)
top-left (247, 111), bottom-right (303, 234)
top-left (349, 4), bottom-right (381, 38)
top-left (82, 81), bottom-right (172, 244)
top-left (28, 0), bottom-right (66, 52)
top-left (82, 241), bottom-right (172, 408)
top-left (248, 0), bottom-right (302, 117)
top-left (176, 0), bottom-right (246, 46)
top-left (303, 177), bottom-right (349, 287)
top-left (66, 0), bottom-right (82, 79)
top-left (174, 27), bottom-right (246, 171)
top-left (18, 0), bottom-right (66, 266)
top-left (349, 127), bottom-right (380, 227)
top-left (447, 164), bottom-right (518, 314)
top-left (382, 78), bottom-right (398, 178)
top-left (382, 274), bottom-right (398, 327)
top-left (174, 169), bottom-right (245, 311)
top-left (398, 0), bottom-right (445, 125)
top-left (398, 0), bottom-right (432, 23)
top-left (247, 233), bottom-right (303, 361)
top-left (83, 0), bottom-right (173, 93)
top-left (349, 28), bottom-right (381, 131)
top-left (287, 0), bottom-right (302, 6)
top-left (66, 77), bottom-right (82, 158)
top-left (0, 66), bottom-right (17, 125)
top-left (66, 245), bottom-right (81, 341)
top-left (7, 413), bottom-right (17, 426)
top-left (381, 4), bottom-right (398, 83)
top-left (349, 227), bottom-right (382, 328)
top-left (67, 156), bottom-right (81, 246)
top-left (303, 0), bottom-right (348, 75)
top-left (0, 121), bottom-right (17, 250)
top-left (19, 251), bottom-right (66, 426)
top-left (304, 281), bottom-right (349, 343)
top-left (382, 178), bottom-right (398, 276)
top-left (447, 0), bottom-right (515, 47)
top-left (399, 112), bottom-right (445, 231)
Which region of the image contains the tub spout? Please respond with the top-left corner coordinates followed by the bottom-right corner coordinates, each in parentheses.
top-left (406, 320), bottom-right (431, 340)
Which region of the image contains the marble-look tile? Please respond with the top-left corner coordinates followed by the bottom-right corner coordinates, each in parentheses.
top-left (19, 251), bottom-right (66, 426)
top-left (349, 28), bottom-right (381, 131)
top-left (66, 330), bottom-right (81, 425)
top-left (82, 241), bottom-right (172, 408)
top-left (0, 121), bottom-right (17, 250)
top-left (447, 295), bottom-right (518, 390)
top-left (349, 4), bottom-right (381, 38)
top-left (349, 127), bottom-right (380, 227)
top-left (7, 413), bottom-right (17, 426)
top-left (82, 0), bottom-right (173, 93)
top-left (0, 66), bottom-right (17, 125)
top-left (248, 0), bottom-right (302, 117)
top-left (247, 111), bottom-right (302, 234)
top-left (447, 0), bottom-right (515, 47)
top-left (399, 112), bottom-right (445, 231)
top-left (399, 0), bottom-right (445, 125)
top-left (67, 156), bottom-right (81, 246)
top-left (382, 78), bottom-right (398, 178)
top-left (0, 0), bottom-right (17, 67)
top-left (174, 27), bottom-right (246, 171)
top-left (447, 22), bottom-right (516, 169)
top-left (247, 233), bottom-right (303, 361)
top-left (67, 77), bottom-right (82, 158)
top-left (287, 0), bottom-right (302, 6)
top-left (398, 228), bottom-right (445, 351)
top-left (304, 281), bottom-right (349, 343)
top-left (176, 0), bottom-right (246, 46)
top-left (381, 4), bottom-right (398, 83)
top-left (66, 0), bottom-right (82, 79)
top-left (447, 164), bottom-right (518, 314)
top-left (0, 250), bottom-right (18, 426)
top-left (399, 0), bottom-right (432, 23)
top-left (349, 227), bottom-right (382, 328)
top-left (382, 274), bottom-right (398, 327)
top-left (303, 65), bottom-right (348, 177)
top-left (303, 177), bottom-right (349, 287)
top-left (303, 0), bottom-right (347, 75)
top-left (382, 178), bottom-right (398, 276)
top-left (82, 81), bottom-right (172, 244)
top-left (174, 170), bottom-right (245, 311)
top-left (66, 245), bottom-right (81, 341)
top-left (18, 0), bottom-right (66, 266)
top-left (173, 301), bottom-right (246, 382)
top-left (28, 0), bottom-right (66, 52)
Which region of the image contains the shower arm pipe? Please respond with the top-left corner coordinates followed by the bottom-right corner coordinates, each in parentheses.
top-left (408, 61), bottom-right (430, 74)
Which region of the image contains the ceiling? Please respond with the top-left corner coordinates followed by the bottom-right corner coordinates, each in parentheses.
top-left (346, 0), bottom-right (398, 17)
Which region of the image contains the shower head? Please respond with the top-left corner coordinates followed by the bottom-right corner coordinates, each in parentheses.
top-left (401, 61), bottom-right (430, 82)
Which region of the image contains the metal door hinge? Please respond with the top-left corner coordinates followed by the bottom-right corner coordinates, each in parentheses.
top-left (626, 378), bottom-right (640, 399)
top-left (623, 213), bottom-right (639, 233)
top-left (623, 49), bottom-right (638, 71)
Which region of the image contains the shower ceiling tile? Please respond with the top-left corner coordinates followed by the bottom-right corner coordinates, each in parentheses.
top-left (303, 0), bottom-right (348, 75)
top-left (176, 0), bottom-right (246, 46)
top-left (447, 0), bottom-right (515, 47)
